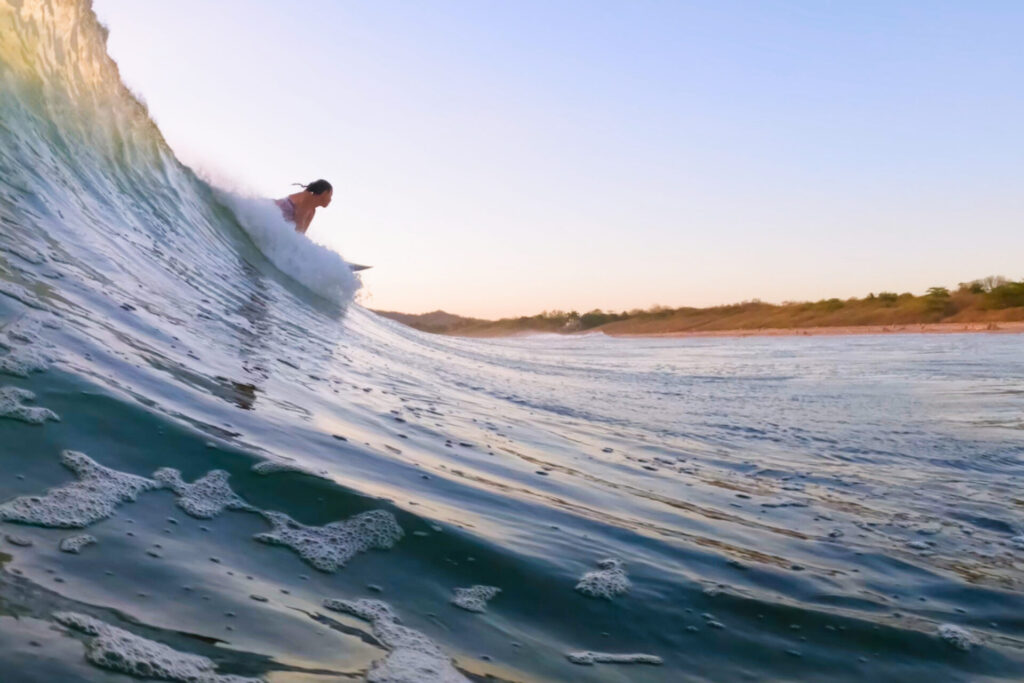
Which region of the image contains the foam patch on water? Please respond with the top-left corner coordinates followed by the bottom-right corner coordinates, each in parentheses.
top-left (938, 623), bottom-right (975, 651)
top-left (0, 346), bottom-right (50, 377)
top-left (566, 651), bottom-right (663, 666)
top-left (0, 386), bottom-right (58, 424)
top-left (152, 469), bottom-right (255, 519)
top-left (4, 315), bottom-right (57, 343)
top-left (216, 191), bottom-right (360, 305)
top-left (0, 316), bottom-right (56, 376)
top-left (451, 585), bottom-right (501, 613)
top-left (254, 510), bottom-right (403, 572)
top-left (322, 598), bottom-right (467, 682)
top-left (53, 612), bottom-right (260, 682)
top-left (575, 558), bottom-right (631, 599)
top-left (0, 451), bottom-right (158, 527)
top-left (59, 534), bottom-right (97, 554)
top-left (251, 460), bottom-right (329, 479)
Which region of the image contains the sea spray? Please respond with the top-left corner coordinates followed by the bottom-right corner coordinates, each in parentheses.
top-left (216, 191), bottom-right (361, 305)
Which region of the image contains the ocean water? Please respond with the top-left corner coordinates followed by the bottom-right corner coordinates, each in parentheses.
top-left (2, 2), bottom-right (1024, 682)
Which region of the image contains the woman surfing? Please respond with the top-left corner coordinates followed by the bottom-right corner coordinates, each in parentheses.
top-left (276, 179), bottom-right (333, 234)
top-left (276, 180), bottom-right (371, 271)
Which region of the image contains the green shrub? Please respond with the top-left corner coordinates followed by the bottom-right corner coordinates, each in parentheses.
top-left (986, 281), bottom-right (1024, 309)
top-left (925, 286), bottom-right (952, 314)
top-left (580, 309), bottom-right (628, 329)
top-left (877, 292), bottom-right (898, 305)
top-left (812, 298), bottom-right (844, 312)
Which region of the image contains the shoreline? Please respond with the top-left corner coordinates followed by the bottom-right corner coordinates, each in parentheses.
top-left (602, 321), bottom-right (1024, 339)
top-left (446, 321), bottom-right (1024, 339)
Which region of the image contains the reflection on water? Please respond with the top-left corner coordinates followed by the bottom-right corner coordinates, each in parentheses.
top-left (230, 261), bottom-right (272, 411)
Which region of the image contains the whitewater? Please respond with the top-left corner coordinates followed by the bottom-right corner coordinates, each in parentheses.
top-left (2, 2), bottom-right (1024, 681)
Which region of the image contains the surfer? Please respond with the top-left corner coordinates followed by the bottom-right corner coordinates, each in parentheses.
top-left (276, 179), bottom-right (333, 234)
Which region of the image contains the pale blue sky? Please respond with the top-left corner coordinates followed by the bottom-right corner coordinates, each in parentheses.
top-left (94, 0), bottom-right (1024, 318)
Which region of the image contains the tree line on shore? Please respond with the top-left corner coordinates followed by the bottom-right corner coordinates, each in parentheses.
top-left (376, 276), bottom-right (1024, 335)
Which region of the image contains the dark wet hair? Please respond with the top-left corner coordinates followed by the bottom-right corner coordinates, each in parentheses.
top-left (294, 179), bottom-right (332, 195)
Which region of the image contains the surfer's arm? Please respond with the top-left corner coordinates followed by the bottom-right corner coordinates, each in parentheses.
top-left (294, 210), bottom-right (313, 235)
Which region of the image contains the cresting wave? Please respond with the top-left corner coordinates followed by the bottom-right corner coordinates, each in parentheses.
top-left (3, 1), bottom-right (1024, 682)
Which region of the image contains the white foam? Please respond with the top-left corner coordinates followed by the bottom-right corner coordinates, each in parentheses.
top-left (566, 651), bottom-right (663, 666)
top-left (152, 469), bottom-right (254, 519)
top-left (0, 315), bottom-right (57, 377)
top-left (575, 559), bottom-right (631, 599)
top-left (450, 585), bottom-right (501, 613)
top-left (5, 315), bottom-right (48, 343)
top-left (217, 191), bottom-right (360, 305)
top-left (59, 534), bottom-right (97, 554)
top-left (53, 612), bottom-right (260, 682)
top-left (251, 460), bottom-right (329, 479)
top-left (322, 598), bottom-right (467, 682)
top-left (938, 623), bottom-right (975, 651)
top-left (0, 386), bottom-right (58, 424)
top-left (254, 510), bottom-right (403, 572)
top-left (0, 451), bottom-right (158, 527)
top-left (0, 346), bottom-right (50, 377)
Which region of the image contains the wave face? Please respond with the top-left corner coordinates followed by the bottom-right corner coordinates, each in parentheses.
top-left (2, 2), bottom-right (1024, 681)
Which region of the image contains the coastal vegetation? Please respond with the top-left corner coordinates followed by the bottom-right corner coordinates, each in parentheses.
top-left (376, 276), bottom-right (1024, 337)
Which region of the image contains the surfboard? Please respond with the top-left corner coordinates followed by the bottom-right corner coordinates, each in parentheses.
top-left (349, 263), bottom-right (372, 272)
